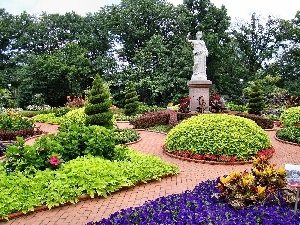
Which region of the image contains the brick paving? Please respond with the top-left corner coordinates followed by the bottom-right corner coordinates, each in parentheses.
top-left (2, 122), bottom-right (300, 225)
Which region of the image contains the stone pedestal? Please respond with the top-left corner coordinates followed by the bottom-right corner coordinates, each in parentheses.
top-left (187, 80), bottom-right (212, 112)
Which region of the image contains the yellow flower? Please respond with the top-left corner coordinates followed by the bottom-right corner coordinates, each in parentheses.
top-left (277, 167), bottom-right (286, 176)
top-left (242, 174), bottom-right (255, 186)
top-left (257, 185), bottom-right (266, 195)
top-left (265, 166), bottom-right (274, 175)
top-left (229, 171), bottom-right (241, 179)
top-left (220, 175), bottom-right (231, 184)
top-left (253, 169), bottom-right (262, 176)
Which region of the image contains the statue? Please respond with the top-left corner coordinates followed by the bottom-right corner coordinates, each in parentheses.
top-left (186, 31), bottom-right (208, 80)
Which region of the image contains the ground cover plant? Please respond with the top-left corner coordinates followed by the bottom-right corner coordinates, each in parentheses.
top-left (87, 164), bottom-right (299, 225)
top-left (165, 114), bottom-right (272, 162)
top-left (0, 146), bottom-right (179, 220)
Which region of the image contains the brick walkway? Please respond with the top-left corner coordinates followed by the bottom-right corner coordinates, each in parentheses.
top-left (3, 123), bottom-right (300, 225)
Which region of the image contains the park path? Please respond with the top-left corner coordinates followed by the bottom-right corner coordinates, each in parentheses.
top-left (3, 122), bottom-right (300, 225)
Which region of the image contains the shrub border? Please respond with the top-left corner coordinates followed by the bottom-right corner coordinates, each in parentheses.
top-left (274, 135), bottom-right (300, 146)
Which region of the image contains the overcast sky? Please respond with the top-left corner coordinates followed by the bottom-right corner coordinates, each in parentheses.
top-left (0, 0), bottom-right (299, 21)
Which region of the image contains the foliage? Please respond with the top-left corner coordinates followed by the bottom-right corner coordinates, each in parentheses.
top-left (178, 96), bottom-right (191, 113)
top-left (0, 113), bottom-right (34, 131)
top-left (279, 106), bottom-right (300, 127)
top-left (124, 81), bottom-right (139, 116)
top-left (59, 107), bottom-right (86, 130)
top-left (87, 178), bottom-right (300, 225)
top-left (31, 113), bottom-right (62, 124)
top-left (85, 74), bottom-right (113, 129)
top-left (130, 111), bottom-right (170, 129)
top-left (136, 103), bottom-right (165, 114)
top-left (247, 81), bottom-right (265, 115)
top-left (261, 109), bottom-right (284, 121)
top-left (276, 126), bottom-right (300, 144)
top-left (0, 150), bottom-right (179, 220)
top-left (225, 102), bottom-right (247, 112)
top-left (0, 143), bottom-right (6, 157)
top-left (165, 114), bottom-right (271, 161)
top-left (217, 156), bottom-right (287, 209)
top-left (285, 95), bottom-right (300, 108)
top-left (113, 128), bottom-right (140, 145)
top-left (235, 112), bottom-right (274, 129)
top-left (4, 124), bottom-right (115, 172)
top-left (209, 90), bottom-right (226, 113)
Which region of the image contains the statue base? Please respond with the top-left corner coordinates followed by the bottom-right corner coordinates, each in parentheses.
top-left (187, 80), bottom-right (212, 112)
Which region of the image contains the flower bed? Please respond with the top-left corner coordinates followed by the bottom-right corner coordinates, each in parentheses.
top-left (163, 146), bottom-right (275, 165)
top-left (87, 178), bottom-right (300, 225)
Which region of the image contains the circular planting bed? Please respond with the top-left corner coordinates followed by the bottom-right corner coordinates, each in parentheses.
top-left (164, 114), bottom-right (273, 164)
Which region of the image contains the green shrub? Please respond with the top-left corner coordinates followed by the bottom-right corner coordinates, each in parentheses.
top-left (136, 103), bottom-right (165, 114)
top-left (59, 107), bottom-right (86, 130)
top-left (165, 114), bottom-right (271, 160)
top-left (247, 81), bottom-right (265, 115)
top-left (225, 102), bottom-right (248, 112)
top-left (85, 74), bottom-right (113, 129)
top-left (31, 113), bottom-right (62, 124)
top-left (235, 112), bottom-right (274, 129)
top-left (124, 82), bottom-right (139, 116)
top-left (4, 124), bottom-right (116, 172)
top-left (279, 106), bottom-right (300, 127)
top-left (0, 114), bottom-right (34, 131)
top-left (276, 126), bottom-right (300, 144)
top-left (114, 128), bottom-right (140, 145)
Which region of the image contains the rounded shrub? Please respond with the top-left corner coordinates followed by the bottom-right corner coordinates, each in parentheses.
top-left (165, 114), bottom-right (271, 160)
top-left (279, 106), bottom-right (300, 127)
top-left (59, 107), bottom-right (86, 131)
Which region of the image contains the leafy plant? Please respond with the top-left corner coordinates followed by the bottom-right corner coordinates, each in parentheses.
top-left (165, 114), bottom-right (271, 161)
top-left (247, 81), bottom-right (265, 115)
top-left (276, 126), bottom-right (300, 144)
top-left (59, 107), bottom-right (86, 130)
top-left (279, 106), bottom-right (300, 127)
top-left (0, 114), bottom-right (34, 131)
top-left (114, 128), bottom-right (140, 145)
top-left (0, 148), bottom-right (179, 220)
top-left (85, 74), bottom-right (113, 129)
top-left (217, 156), bottom-right (287, 209)
top-left (0, 143), bottom-right (6, 157)
top-left (31, 113), bottom-right (62, 124)
top-left (235, 112), bottom-right (274, 129)
top-left (130, 110), bottom-right (170, 129)
top-left (124, 81), bottom-right (139, 116)
top-left (225, 102), bottom-right (247, 112)
top-left (178, 96), bottom-right (191, 113)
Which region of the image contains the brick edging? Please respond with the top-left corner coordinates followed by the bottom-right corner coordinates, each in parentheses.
top-left (274, 136), bottom-right (300, 146)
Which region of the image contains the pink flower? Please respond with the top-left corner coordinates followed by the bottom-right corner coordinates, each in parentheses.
top-left (49, 156), bottom-right (61, 166)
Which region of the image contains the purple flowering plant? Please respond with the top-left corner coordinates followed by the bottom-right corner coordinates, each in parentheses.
top-left (87, 178), bottom-right (300, 225)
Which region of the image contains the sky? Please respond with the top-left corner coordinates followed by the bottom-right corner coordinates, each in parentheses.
top-left (0, 0), bottom-right (299, 21)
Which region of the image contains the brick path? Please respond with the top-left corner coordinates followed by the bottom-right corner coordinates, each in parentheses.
top-left (3, 123), bottom-right (300, 225)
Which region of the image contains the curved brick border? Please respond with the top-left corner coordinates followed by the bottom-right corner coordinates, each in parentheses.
top-left (163, 146), bottom-right (275, 165)
top-left (275, 135), bottom-right (300, 147)
top-left (125, 137), bottom-right (142, 145)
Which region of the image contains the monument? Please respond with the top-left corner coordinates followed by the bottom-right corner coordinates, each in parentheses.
top-left (186, 31), bottom-right (212, 112)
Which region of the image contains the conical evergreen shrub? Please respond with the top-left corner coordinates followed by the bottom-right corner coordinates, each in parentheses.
top-left (85, 74), bottom-right (113, 128)
top-left (124, 81), bottom-right (139, 116)
top-left (248, 81), bottom-right (265, 115)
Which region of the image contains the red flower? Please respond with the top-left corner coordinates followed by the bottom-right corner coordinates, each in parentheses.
top-left (49, 156), bottom-right (61, 166)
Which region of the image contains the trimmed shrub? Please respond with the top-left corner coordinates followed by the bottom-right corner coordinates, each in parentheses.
top-left (279, 106), bottom-right (300, 127)
top-left (124, 81), bottom-right (139, 116)
top-left (85, 74), bottom-right (113, 129)
top-left (130, 111), bottom-right (170, 129)
top-left (247, 81), bottom-right (265, 115)
top-left (276, 126), bottom-right (300, 144)
top-left (59, 107), bottom-right (86, 130)
top-left (165, 114), bottom-right (271, 160)
top-left (236, 112), bottom-right (274, 129)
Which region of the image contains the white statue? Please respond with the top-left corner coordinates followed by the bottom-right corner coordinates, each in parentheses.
top-left (186, 31), bottom-right (208, 80)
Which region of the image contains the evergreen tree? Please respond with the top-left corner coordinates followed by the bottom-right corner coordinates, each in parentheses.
top-left (85, 74), bottom-right (113, 128)
top-left (124, 81), bottom-right (139, 116)
top-left (247, 81), bottom-right (265, 115)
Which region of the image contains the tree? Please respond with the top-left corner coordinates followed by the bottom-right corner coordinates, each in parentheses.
top-left (85, 74), bottom-right (113, 129)
top-left (247, 81), bottom-right (265, 115)
top-left (124, 81), bottom-right (139, 116)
